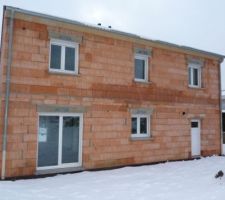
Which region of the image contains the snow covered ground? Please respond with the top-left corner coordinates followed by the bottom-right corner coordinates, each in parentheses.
top-left (1, 156), bottom-right (225, 200)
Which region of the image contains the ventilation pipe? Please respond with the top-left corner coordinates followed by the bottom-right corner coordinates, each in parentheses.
top-left (1, 8), bottom-right (14, 180)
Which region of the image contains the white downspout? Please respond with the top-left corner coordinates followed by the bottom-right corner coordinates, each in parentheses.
top-left (1, 9), bottom-right (14, 180)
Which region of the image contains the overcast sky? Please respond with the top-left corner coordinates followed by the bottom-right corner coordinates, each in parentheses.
top-left (1, 0), bottom-right (225, 91)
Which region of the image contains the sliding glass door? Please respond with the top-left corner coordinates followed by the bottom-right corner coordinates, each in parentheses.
top-left (37, 113), bottom-right (83, 169)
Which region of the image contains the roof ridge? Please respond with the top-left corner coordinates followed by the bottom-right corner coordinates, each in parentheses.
top-left (3, 5), bottom-right (225, 62)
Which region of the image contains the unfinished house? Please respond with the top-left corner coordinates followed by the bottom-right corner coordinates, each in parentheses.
top-left (0, 6), bottom-right (224, 179)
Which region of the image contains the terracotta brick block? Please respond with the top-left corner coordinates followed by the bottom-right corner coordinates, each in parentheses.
top-left (32, 38), bottom-right (46, 47)
top-left (11, 125), bottom-right (27, 134)
top-left (7, 151), bottom-right (22, 160)
top-left (13, 51), bottom-right (32, 61)
top-left (6, 168), bottom-right (23, 178)
top-left (22, 150), bottom-right (36, 159)
top-left (27, 142), bottom-right (37, 151)
top-left (30, 85), bottom-right (57, 94)
top-left (7, 143), bottom-right (27, 151)
top-left (39, 31), bottom-right (48, 40)
top-left (11, 159), bottom-right (26, 168)
top-left (13, 43), bottom-right (40, 54)
top-left (7, 134), bottom-right (24, 143)
top-left (25, 159), bottom-right (36, 167)
top-left (31, 54), bottom-right (46, 62)
top-left (22, 167), bottom-right (35, 176)
top-left (23, 134), bottom-right (37, 142)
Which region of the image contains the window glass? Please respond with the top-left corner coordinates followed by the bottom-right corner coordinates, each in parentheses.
top-left (188, 67), bottom-right (192, 85)
top-left (223, 132), bottom-right (225, 144)
top-left (140, 117), bottom-right (147, 134)
top-left (65, 47), bottom-right (75, 71)
top-left (222, 113), bottom-right (225, 132)
top-left (193, 68), bottom-right (199, 86)
top-left (131, 115), bottom-right (150, 137)
top-left (191, 122), bottom-right (198, 128)
top-left (62, 117), bottom-right (79, 163)
top-left (188, 64), bottom-right (201, 87)
top-left (132, 117), bottom-right (137, 134)
top-left (50, 44), bottom-right (61, 69)
top-left (135, 59), bottom-right (145, 80)
top-left (38, 115), bottom-right (81, 168)
top-left (38, 116), bottom-right (59, 167)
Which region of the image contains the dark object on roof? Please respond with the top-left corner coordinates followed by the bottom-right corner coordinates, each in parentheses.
top-left (3, 6), bottom-right (225, 62)
top-left (215, 170), bottom-right (224, 179)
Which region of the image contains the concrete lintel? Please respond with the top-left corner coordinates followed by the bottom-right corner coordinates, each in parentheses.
top-left (134, 47), bottom-right (152, 56)
top-left (187, 56), bottom-right (204, 67)
top-left (130, 108), bottom-right (154, 115)
top-left (37, 104), bottom-right (87, 113)
top-left (48, 29), bottom-right (83, 43)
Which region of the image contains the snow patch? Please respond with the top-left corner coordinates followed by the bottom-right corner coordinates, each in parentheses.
top-left (1, 156), bottom-right (225, 200)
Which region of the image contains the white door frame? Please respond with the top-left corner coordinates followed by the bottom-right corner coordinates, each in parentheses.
top-left (191, 119), bottom-right (201, 157)
top-left (36, 112), bottom-right (83, 170)
top-left (222, 110), bottom-right (225, 155)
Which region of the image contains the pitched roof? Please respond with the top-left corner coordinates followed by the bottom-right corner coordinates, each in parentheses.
top-left (3, 5), bottom-right (225, 62)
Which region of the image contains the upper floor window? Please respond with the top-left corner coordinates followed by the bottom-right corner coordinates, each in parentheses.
top-left (49, 39), bottom-right (79, 74)
top-left (188, 63), bottom-right (201, 88)
top-left (134, 54), bottom-right (148, 82)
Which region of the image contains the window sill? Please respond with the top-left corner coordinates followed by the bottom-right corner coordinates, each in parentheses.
top-left (133, 80), bottom-right (153, 85)
top-left (188, 85), bottom-right (205, 90)
top-left (49, 70), bottom-right (80, 76)
top-left (36, 166), bottom-right (84, 175)
top-left (130, 136), bottom-right (153, 141)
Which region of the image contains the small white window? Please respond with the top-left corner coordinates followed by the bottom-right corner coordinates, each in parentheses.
top-left (131, 114), bottom-right (150, 138)
top-left (188, 63), bottom-right (201, 88)
top-left (49, 39), bottom-right (79, 74)
top-left (134, 54), bottom-right (148, 82)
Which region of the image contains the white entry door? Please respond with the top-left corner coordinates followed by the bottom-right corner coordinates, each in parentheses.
top-left (223, 133), bottom-right (225, 155)
top-left (191, 120), bottom-right (201, 156)
top-left (222, 112), bottom-right (225, 155)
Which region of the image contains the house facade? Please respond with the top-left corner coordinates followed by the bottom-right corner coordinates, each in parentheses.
top-left (0, 6), bottom-right (224, 179)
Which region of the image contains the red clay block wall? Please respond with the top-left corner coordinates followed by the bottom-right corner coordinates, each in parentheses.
top-left (0, 16), bottom-right (221, 178)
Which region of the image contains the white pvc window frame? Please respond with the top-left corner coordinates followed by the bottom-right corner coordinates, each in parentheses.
top-left (131, 114), bottom-right (150, 138)
top-left (49, 39), bottom-right (79, 75)
top-left (134, 54), bottom-right (149, 82)
top-left (36, 112), bottom-right (83, 170)
top-left (188, 63), bottom-right (201, 88)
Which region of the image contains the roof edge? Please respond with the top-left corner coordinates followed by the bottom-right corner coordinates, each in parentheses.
top-left (4, 5), bottom-right (225, 62)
